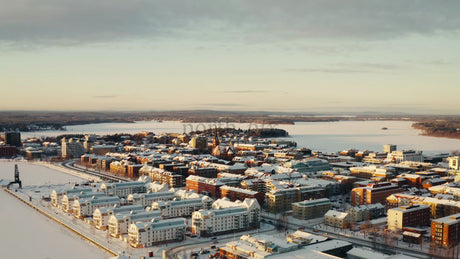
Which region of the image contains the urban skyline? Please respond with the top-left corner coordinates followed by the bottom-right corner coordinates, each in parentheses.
top-left (2, 1), bottom-right (460, 113)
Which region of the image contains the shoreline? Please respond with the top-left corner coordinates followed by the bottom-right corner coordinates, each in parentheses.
top-left (1, 187), bottom-right (117, 257)
top-left (0, 159), bottom-right (101, 182)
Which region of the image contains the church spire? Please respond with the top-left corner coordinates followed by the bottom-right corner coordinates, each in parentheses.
top-left (213, 127), bottom-right (220, 148)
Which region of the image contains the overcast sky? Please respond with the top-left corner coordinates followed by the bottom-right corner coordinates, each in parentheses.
top-left (1, 0), bottom-right (460, 114)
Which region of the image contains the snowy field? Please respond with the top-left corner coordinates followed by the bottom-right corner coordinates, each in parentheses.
top-left (0, 161), bottom-right (110, 259)
top-left (0, 161), bottom-right (86, 186)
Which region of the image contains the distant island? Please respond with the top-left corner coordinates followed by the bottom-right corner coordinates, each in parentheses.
top-left (2, 111), bottom-right (460, 139)
top-left (412, 120), bottom-right (460, 139)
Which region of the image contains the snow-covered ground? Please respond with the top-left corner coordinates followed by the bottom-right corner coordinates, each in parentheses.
top-left (0, 160), bottom-right (86, 186)
top-left (0, 161), bottom-right (109, 259)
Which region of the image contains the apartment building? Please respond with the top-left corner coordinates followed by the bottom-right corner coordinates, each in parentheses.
top-left (220, 185), bottom-right (265, 206)
top-left (128, 218), bottom-right (186, 247)
top-left (386, 150), bottom-right (423, 163)
top-left (265, 186), bottom-right (325, 214)
top-left (387, 193), bottom-right (460, 219)
top-left (387, 204), bottom-right (430, 231)
top-left (346, 203), bottom-right (385, 222)
top-left (431, 213), bottom-right (460, 247)
top-left (192, 198), bottom-right (260, 237)
top-left (324, 210), bottom-right (349, 229)
top-left (351, 182), bottom-right (403, 206)
top-left (100, 181), bottom-right (146, 197)
top-left (93, 204), bottom-right (144, 230)
top-left (292, 198), bottom-right (331, 220)
top-left (72, 196), bottom-right (121, 218)
top-left (151, 196), bottom-right (212, 218)
top-left (61, 138), bottom-right (85, 159)
top-left (139, 165), bottom-right (183, 187)
top-left (349, 165), bottom-right (392, 179)
top-left (60, 191), bottom-right (105, 213)
top-left (126, 191), bottom-right (175, 206)
top-left (50, 187), bottom-right (92, 207)
top-left (108, 210), bottom-right (162, 237)
top-left (186, 175), bottom-right (241, 198)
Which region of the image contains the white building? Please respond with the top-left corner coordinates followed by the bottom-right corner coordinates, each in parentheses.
top-left (60, 191), bottom-right (105, 213)
top-left (387, 204), bottom-right (430, 231)
top-left (145, 182), bottom-right (169, 192)
top-left (448, 156), bottom-right (459, 170)
top-left (128, 218), bottom-right (186, 247)
top-left (126, 191), bottom-right (175, 206)
top-left (51, 187), bottom-right (92, 207)
top-left (108, 210), bottom-right (162, 237)
top-left (151, 196), bottom-right (212, 218)
top-left (100, 181), bottom-right (147, 197)
top-left (192, 198), bottom-right (260, 237)
top-left (61, 138), bottom-right (85, 158)
top-left (93, 204), bottom-right (144, 230)
top-left (73, 196), bottom-right (121, 218)
top-left (324, 210), bottom-right (349, 229)
top-left (386, 150), bottom-right (423, 163)
top-left (383, 144), bottom-right (397, 154)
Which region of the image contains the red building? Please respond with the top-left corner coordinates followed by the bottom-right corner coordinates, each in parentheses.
top-left (396, 173), bottom-right (422, 188)
top-left (431, 213), bottom-right (460, 248)
top-left (220, 185), bottom-right (265, 206)
top-left (188, 166), bottom-right (218, 178)
top-left (127, 164), bottom-right (143, 178)
top-left (186, 175), bottom-right (241, 198)
top-left (0, 145), bottom-right (16, 157)
top-left (351, 182), bottom-right (403, 206)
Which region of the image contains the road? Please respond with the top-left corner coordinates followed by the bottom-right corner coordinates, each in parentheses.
top-left (261, 214), bottom-right (432, 259)
top-left (164, 224), bottom-right (276, 259)
top-left (61, 160), bottom-right (131, 182)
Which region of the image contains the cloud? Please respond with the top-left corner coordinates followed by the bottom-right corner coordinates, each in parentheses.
top-left (285, 62), bottom-right (401, 74)
top-left (1, 1), bottom-right (460, 48)
top-left (218, 90), bottom-right (269, 94)
top-left (92, 95), bottom-right (117, 98)
top-left (285, 68), bottom-right (368, 74)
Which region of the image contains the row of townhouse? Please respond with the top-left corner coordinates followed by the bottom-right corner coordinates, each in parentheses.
top-left (191, 198), bottom-right (260, 237)
top-left (93, 204), bottom-right (145, 230)
top-left (151, 196), bottom-right (213, 218)
top-left (100, 181), bottom-right (147, 197)
top-left (108, 210), bottom-right (163, 237)
top-left (128, 218), bottom-right (187, 247)
top-left (73, 196), bottom-right (121, 218)
top-left (61, 192), bottom-right (106, 213)
top-left (51, 187), bottom-right (93, 207)
top-left (126, 191), bottom-right (176, 206)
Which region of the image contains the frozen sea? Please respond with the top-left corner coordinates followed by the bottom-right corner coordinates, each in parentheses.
top-left (22, 120), bottom-right (460, 154)
top-left (0, 161), bottom-right (110, 259)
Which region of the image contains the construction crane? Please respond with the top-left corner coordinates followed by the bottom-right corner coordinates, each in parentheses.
top-left (7, 164), bottom-right (22, 189)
